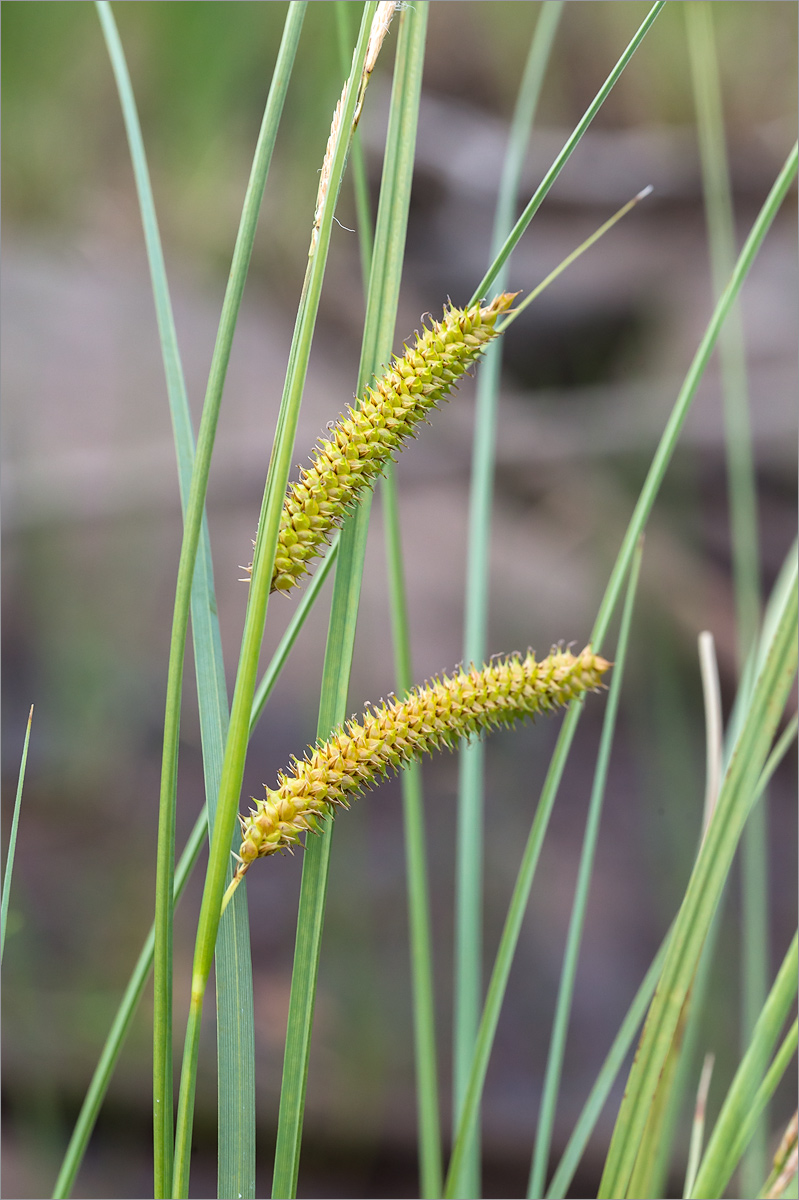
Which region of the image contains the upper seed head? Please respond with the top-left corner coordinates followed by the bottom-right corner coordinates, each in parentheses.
top-left (244, 294), bottom-right (517, 594)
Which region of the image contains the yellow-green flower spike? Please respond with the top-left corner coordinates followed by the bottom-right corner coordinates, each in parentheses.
top-left (260, 293), bottom-right (517, 594)
top-left (222, 647), bottom-right (610, 908)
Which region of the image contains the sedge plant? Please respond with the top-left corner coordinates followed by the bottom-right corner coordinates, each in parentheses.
top-left (4, 4), bottom-right (792, 1199)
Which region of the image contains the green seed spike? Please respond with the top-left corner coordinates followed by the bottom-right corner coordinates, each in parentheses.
top-left (222, 646), bottom-right (610, 911)
top-left (255, 293), bottom-right (517, 594)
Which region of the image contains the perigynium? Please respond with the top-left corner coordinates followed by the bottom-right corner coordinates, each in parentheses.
top-left (222, 646), bottom-right (610, 909)
top-left (252, 292), bottom-right (517, 594)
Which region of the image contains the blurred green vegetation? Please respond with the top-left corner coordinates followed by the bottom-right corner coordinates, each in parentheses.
top-left (3, 2), bottom-right (796, 274)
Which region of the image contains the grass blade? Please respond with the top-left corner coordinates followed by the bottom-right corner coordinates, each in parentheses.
top-left (95, 6), bottom-right (306, 1195)
top-left (383, 462), bottom-right (443, 1198)
top-left (528, 539), bottom-right (643, 1198)
top-left (598, 557), bottom-right (798, 1199)
top-left (453, 7), bottom-right (564, 1193)
top-left (51, 520), bottom-right (331, 1199)
top-left (171, 6), bottom-right (378, 1196)
top-left (469, 0), bottom-right (665, 308)
top-left (685, 7), bottom-right (768, 1188)
top-left (1, 705), bottom-right (33, 965)
top-left (271, 7), bottom-right (428, 1194)
top-left (445, 141), bottom-right (799, 1200)
top-left (690, 935), bottom-right (798, 1198)
top-left (545, 934), bottom-right (669, 1200)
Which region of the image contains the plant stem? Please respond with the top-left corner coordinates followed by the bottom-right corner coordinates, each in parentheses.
top-left (171, 6), bottom-right (372, 1196)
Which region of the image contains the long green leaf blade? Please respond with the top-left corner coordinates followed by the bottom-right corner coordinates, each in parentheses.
top-left (453, 8), bottom-right (564, 1194)
top-left (95, 6), bottom-right (306, 1196)
top-left (445, 141), bottom-right (799, 1200)
top-left (469, 0), bottom-right (665, 308)
top-left (690, 935), bottom-right (799, 1199)
top-left (272, 7), bottom-right (428, 1195)
top-left (172, 6), bottom-right (378, 1196)
top-left (51, 512), bottom-right (329, 1199)
top-left (598, 557), bottom-right (798, 1198)
top-left (529, 539), bottom-right (643, 1198)
top-left (686, 8), bottom-right (768, 1187)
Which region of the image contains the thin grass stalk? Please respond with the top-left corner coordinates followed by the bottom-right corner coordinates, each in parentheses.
top-left (382, 462), bottom-right (443, 1198)
top-left (685, 7), bottom-right (769, 1188)
top-left (52, 807), bottom-right (205, 1200)
top-left (546, 668), bottom-right (760, 1200)
top-left (626, 997), bottom-right (690, 1198)
top-left (52, 529), bottom-right (334, 1199)
top-left (624, 634), bottom-right (725, 1199)
top-left (271, 7), bottom-right (425, 1195)
top-left (468, 0), bottom-right (665, 309)
top-left (686, 1), bottom-right (761, 663)
top-left (545, 934), bottom-right (669, 1199)
top-left (528, 538), bottom-right (643, 1198)
top-left (598, 558), bottom-right (798, 1199)
top-left (172, 7), bottom-right (377, 1196)
top-left (453, 8), bottom-right (563, 1193)
top-left (95, 6), bottom-right (305, 1193)
top-left (689, 935), bottom-right (799, 1199)
top-left (250, 539), bottom-right (339, 733)
top-left (626, 636), bottom-right (722, 1199)
top-left (356, 11), bottom-right (443, 1179)
top-left (445, 142), bottom-right (799, 1200)
top-left (1, 705), bottom-right (33, 964)
top-left (617, 597), bottom-right (795, 1199)
top-left (548, 647), bottom-right (733, 1200)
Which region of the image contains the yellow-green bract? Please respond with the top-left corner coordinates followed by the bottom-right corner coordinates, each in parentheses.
top-left (257, 293), bottom-right (517, 594)
top-left (234, 646), bottom-right (610, 879)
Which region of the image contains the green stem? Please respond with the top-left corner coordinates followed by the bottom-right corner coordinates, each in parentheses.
top-left (528, 539), bottom-right (643, 1198)
top-left (453, 9), bottom-right (563, 1195)
top-left (51, 531), bottom-right (333, 1199)
top-left (383, 465), bottom-right (443, 1198)
top-left (271, 8), bottom-right (428, 1193)
top-left (171, 4), bottom-right (368, 1196)
top-left (685, 10), bottom-right (767, 1186)
top-left (469, 1), bottom-right (666, 308)
top-left (690, 936), bottom-right (798, 1199)
top-left (446, 141), bottom-right (799, 1200)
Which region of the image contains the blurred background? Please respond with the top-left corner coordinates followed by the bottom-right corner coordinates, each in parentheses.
top-left (2, 3), bottom-right (796, 1197)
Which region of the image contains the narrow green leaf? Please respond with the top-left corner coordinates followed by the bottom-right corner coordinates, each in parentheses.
top-left (690, 936), bottom-right (798, 1199)
top-left (272, 7), bottom-right (428, 1195)
top-left (383, 464), bottom-right (443, 1198)
top-left (446, 142), bottom-right (799, 1200)
top-left (172, 6), bottom-right (374, 1197)
top-left (683, 1053), bottom-right (716, 1199)
top-left (95, 6), bottom-right (306, 1196)
top-left (529, 539), bottom-right (643, 1198)
top-left (545, 934), bottom-right (669, 1200)
top-left (469, 0), bottom-right (666, 308)
top-left (453, 8), bottom-right (563, 1194)
top-left (51, 519), bottom-right (330, 1200)
top-left (685, 7), bottom-right (767, 1187)
top-left (598, 559), bottom-right (798, 1198)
